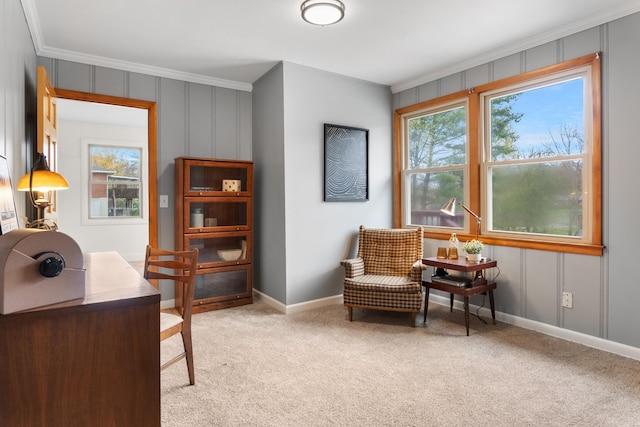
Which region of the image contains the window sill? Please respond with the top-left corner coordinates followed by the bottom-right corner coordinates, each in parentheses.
top-left (423, 231), bottom-right (604, 256)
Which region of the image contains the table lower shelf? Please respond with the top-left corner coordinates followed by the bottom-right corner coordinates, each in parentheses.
top-left (422, 280), bottom-right (497, 336)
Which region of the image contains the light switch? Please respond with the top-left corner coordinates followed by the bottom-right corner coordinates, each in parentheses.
top-left (160, 195), bottom-right (169, 208)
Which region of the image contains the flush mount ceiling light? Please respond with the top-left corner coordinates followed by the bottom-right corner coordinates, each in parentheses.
top-left (301, 0), bottom-right (345, 26)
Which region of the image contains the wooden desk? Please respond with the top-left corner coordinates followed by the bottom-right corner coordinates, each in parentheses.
top-left (422, 256), bottom-right (497, 336)
top-left (0, 251), bottom-right (161, 426)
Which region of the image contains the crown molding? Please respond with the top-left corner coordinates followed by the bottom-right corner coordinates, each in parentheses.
top-left (20, 0), bottom-right (252, 92)
top-left (38, 46), bottom-right (253, 92)
top-left (390, 1), bottom-right (640, 94)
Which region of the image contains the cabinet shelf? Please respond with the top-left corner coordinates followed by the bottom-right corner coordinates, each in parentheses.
top-left (185, 231), bottom-right (251, 268)
top-left (182, 197), bottom-right (251, 233)
top-left (185, 159), bottom-right (250, 195)
top-left (175, 157), bottom-right (253, 313)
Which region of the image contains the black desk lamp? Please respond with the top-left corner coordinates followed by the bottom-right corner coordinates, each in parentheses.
top-left (17, 153), bottom-right (69, 227)
top-left (440, 197), bottom-right (481, 241)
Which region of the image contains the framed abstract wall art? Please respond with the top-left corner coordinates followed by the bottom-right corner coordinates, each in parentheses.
top-left (323, 123), bottom-right (369, 202)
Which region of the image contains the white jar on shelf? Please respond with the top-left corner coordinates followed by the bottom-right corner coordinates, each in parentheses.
top-left (190, 208), bottom-right (204, 228)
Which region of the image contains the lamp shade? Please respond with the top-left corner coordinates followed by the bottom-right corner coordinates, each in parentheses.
top-left (441, 197), bottom-right (481, 220)
top-left (17, 169), bottom-right (69, 193)
top-left (440, 197), bottom-right (457, 216)
top-left (301, 0), bottom-right (345, 26)
top-left (440, 197), bottom-right (482, 241)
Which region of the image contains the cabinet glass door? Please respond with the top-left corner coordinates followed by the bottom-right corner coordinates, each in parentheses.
top-left (185, 231), bottom-right (251, 268)
top-left (184, 197), bottom-right (251, 232)
top-left (194, 265), bottom-right (252, 302)
top-left (186, 162), bottom-right (250, 195)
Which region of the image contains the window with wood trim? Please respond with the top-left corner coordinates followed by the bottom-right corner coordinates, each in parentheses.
top-left (394, 53), bottom-right (603, 256)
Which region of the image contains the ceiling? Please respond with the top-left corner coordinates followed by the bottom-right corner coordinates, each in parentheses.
top-left (23, 0), bottom-right (640, 94)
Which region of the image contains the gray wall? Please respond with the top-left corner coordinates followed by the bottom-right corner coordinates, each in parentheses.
top-left (607, 13), bottom-right (640, 347)
top-left (252, 64), bottom-right (287, 303)
top-left (36, 59), bottom-right (252, 300)
top-left (394, 15), bottom-right (639, 349)
top-left (0, 0), bottom-right (37, 207)
top-left (253, 62), bottom-right (392, 306)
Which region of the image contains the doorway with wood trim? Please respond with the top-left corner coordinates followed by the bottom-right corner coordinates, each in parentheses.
top-left (54, 89), bottom-right (158, 259)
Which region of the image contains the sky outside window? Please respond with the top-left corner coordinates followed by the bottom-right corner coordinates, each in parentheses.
top-left (502, 78), bottom-right (584, 156)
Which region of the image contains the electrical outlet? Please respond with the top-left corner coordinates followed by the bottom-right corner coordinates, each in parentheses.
top-left (160, 195), bottom-right (169, 208)
top-left (562, 292), bottom-right (573, 309)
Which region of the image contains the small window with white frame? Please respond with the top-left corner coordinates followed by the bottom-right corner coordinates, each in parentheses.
top-left (89, 145), bottom-right (142, 218)
top-left (81, 139), bottom-right (148, 225)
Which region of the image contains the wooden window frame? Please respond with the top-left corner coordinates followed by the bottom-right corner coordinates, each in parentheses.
top-left (394, 53), bottom-right (603, 256)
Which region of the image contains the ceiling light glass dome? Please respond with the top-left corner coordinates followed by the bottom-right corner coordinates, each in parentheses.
top-left (301, 0), bottom-right (345, 26)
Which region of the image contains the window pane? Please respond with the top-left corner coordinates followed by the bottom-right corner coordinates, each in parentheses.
top-left (395, 54), bottom-right (600, 253)
top-left (408, 171), bottom-right (464, 227)
top-left (490, 78), bottom-right (584, 161)
top-left (490, 160), bottom-right (583, 237)
top-left (90, 146), bottom-right (142, 218)
top-left (408, 106), bottom-right (466, 169)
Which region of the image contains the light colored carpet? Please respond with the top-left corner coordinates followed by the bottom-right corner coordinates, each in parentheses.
top-left (160, 301), bottom-right (640, 426)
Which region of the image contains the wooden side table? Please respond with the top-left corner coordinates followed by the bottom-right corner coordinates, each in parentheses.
top-left (422, 256), bottom-right (498, 336)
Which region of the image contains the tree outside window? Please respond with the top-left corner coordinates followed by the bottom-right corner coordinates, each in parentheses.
top-left (405, 104), bottom-right (466, 227)
top-left (89, 146), bottom-right (142, 218)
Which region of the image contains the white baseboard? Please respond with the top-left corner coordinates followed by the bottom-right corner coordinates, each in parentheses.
top-left (428, 293), bottom-right (640, 362)
top-left (252, 290), bottom-right (286, 312)
top-left (252, 289), bottom-right (343, 314)
top-left (168, 289), bottom-right (640, 361)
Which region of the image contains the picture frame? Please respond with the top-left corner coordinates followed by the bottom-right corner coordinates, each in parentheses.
top-left (0, 155), bottom-right (20, 234)
top-left (323, 123), bottom-right (369, 202)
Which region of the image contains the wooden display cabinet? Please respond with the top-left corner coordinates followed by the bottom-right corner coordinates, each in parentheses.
top-left (175, 157), bottom-right (253, 313)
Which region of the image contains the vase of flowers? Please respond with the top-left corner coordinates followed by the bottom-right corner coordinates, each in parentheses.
top-left (462, 239), bottom-right (484, 263)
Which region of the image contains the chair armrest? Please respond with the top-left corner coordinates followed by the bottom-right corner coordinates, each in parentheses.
top-left (410, 259), bottom-right (427, 282)
top-left (340, 257), bottom-right (364, 278)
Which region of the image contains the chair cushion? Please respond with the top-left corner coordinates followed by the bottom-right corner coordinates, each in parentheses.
top-left (343, 276), bottom-right (422, 311)
top-left (160, 312), bottom-right (183, 333)
top-left (344, 275), bottom-right (422, 293)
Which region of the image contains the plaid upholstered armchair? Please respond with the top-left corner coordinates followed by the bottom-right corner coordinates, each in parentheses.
top-left (341, 225), bottom-right (425, 326)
